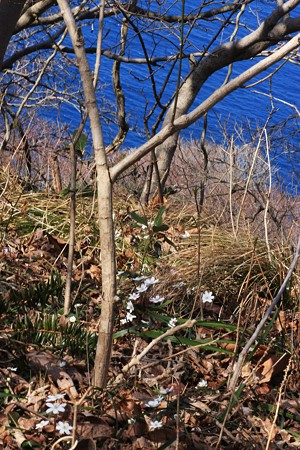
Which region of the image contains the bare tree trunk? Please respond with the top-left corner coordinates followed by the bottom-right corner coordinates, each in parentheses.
top-left (63, 142), bottom-right (77, 315)
top-left (0, 0), bottom-right (26, 69)
top-left (52, 154), bottom-right (62, 194)
top-left (142, 0), bottom-right (300, 200)
top-left (57, 0), bottom-right (116, 388)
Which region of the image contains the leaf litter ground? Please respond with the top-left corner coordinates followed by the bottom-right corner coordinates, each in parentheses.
top-left (1, 201), bottom-right (300, 449)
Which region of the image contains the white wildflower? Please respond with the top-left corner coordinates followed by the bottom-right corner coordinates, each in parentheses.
top-left (74, 303), bottom-right (82, 308)
top-left (46, 402), bottom-right (66, 415)
top-left (181, 230), bottom-right (190, 238)
top-left (59, 361), bottom-right (66, 368)
top-left (202, 291), bottom-right (214, 303)
top-left (47, 393), bottom-right (65, 402)
top-left (149, 420), bottom-right (163, 430)
top-left (121, 312), bottom-right (136, 325)
top-left (168, 318), bottom-right (177, 328)
top-left (136, 283), bottom-right (148, 293)
top-left (126, 312), bottom-right (136, 322)
top-left (149, 295), bottom-right (164, 304)
top-left (145, 276), bottom-right (159, 286)
top-left (197, 379), bottom-right (208, 388)
top-left (7, 367), bottom-right (17, 372)
top-left (69, 315), bottom-right (76, 323)
top-left (56, 421), bottom-right (73, 435)
top-left (35, 420), bottom-right (49, 430)
top-left (132, 276), bottom-right (146, 281)
top-left (128, 292), bottom-right (140, 300)
top-left (145, 395), bottom-right (164, 408)
top-left (126, 301), bottom-right (134, 313)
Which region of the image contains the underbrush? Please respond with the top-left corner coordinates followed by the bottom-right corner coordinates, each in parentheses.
top-left (1, 147), bottom-right (300, 449)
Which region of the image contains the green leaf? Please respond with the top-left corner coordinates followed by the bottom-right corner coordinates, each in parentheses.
top-left (164, 235), bottom-right (177, 249)
top-left (113, 324), bottom-right (141, 339)
top-left (130, 211), bottom-right (148, 226)
top-left (22, 440), bottom-right (43, 448)
top-left (135, 329), bottom-right (235, 354)
top-left (73, 129), bottom-right (87, 152)
top-left (153, 224), bottom-right (169, 232)
top-left (154, 206), bottom-right (166, 227)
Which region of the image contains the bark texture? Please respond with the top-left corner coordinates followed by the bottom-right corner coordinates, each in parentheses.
top-left (57, 0), bottom-right (116, 388)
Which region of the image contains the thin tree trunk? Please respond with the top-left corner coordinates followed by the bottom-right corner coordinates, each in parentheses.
top-left (63, 142), bottom-right (77, 315)
top-left (57, 0), bottom-right (116, 388)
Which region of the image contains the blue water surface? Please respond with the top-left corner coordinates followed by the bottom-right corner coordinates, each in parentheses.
top-left (49, 1), bottom-right (300, 188)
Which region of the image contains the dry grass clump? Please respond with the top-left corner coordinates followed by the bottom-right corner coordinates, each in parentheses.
top-left (154, 225), bottom-right (289, 320)
top-left (0, 169), bottom-right (99, 252)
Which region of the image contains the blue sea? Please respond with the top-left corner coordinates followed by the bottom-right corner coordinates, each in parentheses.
top-left (53, 1), bottom-right (300, 189)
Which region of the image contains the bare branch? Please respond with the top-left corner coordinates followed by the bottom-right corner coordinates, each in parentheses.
top-left (110, 33), bottom-right (300, 181)
top-left (15, 0), bottom-right (54, 32)
top-left (115, 319), bottom-right (196, 383)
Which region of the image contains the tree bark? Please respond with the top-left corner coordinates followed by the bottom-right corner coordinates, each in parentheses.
top-left (56, 0), bottom-right (116, 388)
top-left (0, 0), bottom-right (26, 69)
top-left (142, 0), bottom-right (300, 201)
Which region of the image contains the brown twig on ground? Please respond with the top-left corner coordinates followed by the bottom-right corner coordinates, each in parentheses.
top-left (114, 319), bottom-right (196, 384)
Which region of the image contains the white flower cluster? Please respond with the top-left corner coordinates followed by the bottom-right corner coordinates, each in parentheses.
top-left (120, 276), bottom-right (160, 326)
top-left (128, 386), bottom-right (175, 434)
top-left (35, 392), bottom-right (73, 436)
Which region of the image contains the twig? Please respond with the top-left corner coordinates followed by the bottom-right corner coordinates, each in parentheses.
top-left (71, 386), bottom-right (94, 447)
top-left (141, 330), bottom-right (233, 370)
top-left (12, 401), bottom-right (49, 420)
top-left (265, 355), bottom-right (293, 450)
top-left (51, 436), bottom-right (78, 450)
top-left (228, 233), bottom-right (300, 392)
top-left (115, 319), bottom-right (196, 383)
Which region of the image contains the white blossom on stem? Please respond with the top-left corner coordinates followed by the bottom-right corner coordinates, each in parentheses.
top-left (46, 402), bottom-right (66, 414)
top-left (47, 393), bottom-right (65, 402)
top-left (168, 318), bottom-right (177, 328)
top-left (128, 292), bottom-right (140, 300)
top-left (149, 420), bottom-right (163, 430)
top-left (145, 395), bottom-right (164, 408)
top-left (126, 301), bottom-right (134, 313)
top-left (197, 379), bottom-right (208, 388)
top-left (149, 295), bottom-right (164, 304)
top-left (136, 283), bottom-right (148, 293)
top-left (145, 276), bottom-right (159, 286)
top-left (35, 420), bottom-right (49, 430)
top-left (202, 291), bottom-right (214, 303)
top-left (56, 421), bottom-right (73, 435)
